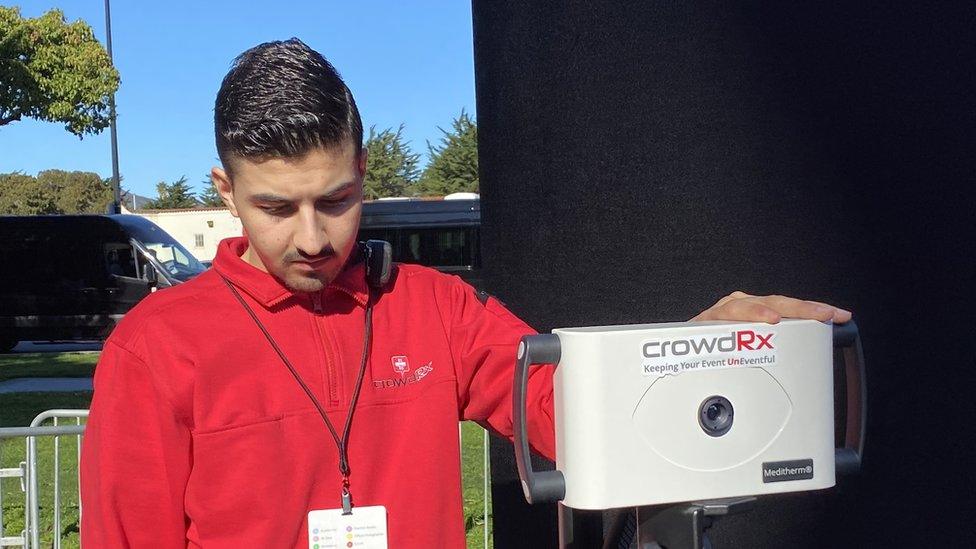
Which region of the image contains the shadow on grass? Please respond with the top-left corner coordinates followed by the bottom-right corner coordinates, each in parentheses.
top-left (0, 353), bottom-right (98, 384)
top-left (0, 392), bottom-right (93, 428)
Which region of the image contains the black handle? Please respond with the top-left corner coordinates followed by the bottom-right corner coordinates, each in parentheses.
top-left (832, 321), bottom-right (866, 475)
top-left (514, 333), bottom-right (566, 504)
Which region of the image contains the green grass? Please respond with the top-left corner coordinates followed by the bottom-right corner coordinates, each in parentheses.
top-left (1, 392), bottom-right (91, 549)
top-left (0, 352), bottom-right (495, 548)
top-left (0, 352), bottom-right (98, 383)
top-left (461, 421), bottom-right (494, 548)
top-left (0, 392), bottom-right (93, 431)
top-left (0, 347), bottom-right (99, 545)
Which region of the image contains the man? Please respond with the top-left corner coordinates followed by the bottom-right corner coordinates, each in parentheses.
top-left (80, 39), bottom-right (851, 548)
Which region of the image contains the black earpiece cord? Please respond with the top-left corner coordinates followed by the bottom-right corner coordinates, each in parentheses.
top-left (220, 275), bottom-right (373, 513)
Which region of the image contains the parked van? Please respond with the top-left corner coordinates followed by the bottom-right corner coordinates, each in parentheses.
top-left (0, 215), bottom-right (207, 351)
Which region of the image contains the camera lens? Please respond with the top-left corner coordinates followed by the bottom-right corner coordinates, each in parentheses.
top-left (699, 396), bottom-right (734, 437)
top-left (706, 403), bottom-right (722, 421)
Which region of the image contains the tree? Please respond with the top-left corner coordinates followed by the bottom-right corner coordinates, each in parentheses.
top-left (0, 170), bottom-right (112, 214)
top-left (363, 125), bottom-right (421, 200)
top-left (36, 169), bottom-right (113, 213)
top-left (0, 172), bottom-right (55, 214)
top-left (0, 7), bottom-right (120, 137)
top-left (198, 173), bottom-right (224, 207)
top-left (415, 111), bottom-right (478, 196)
top-left (144, 176), bottom-right (199, 209)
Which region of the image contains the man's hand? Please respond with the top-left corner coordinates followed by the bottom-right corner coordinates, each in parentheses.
top-left (691, 291), bottom-right (852, 324)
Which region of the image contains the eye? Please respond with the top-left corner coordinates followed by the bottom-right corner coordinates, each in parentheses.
top-left (318, 194), bottom-right (351, 209)
top-left (259, 204), bottom-right (292, 216)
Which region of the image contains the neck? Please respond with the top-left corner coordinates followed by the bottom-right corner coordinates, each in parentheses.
top-left (241, 245), bottom-right (268, 273)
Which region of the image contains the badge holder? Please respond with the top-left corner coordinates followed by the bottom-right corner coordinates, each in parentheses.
top-left (308, 505), bottom-right (388, 549)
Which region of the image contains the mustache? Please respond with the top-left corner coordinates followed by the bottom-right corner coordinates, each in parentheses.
top-left (283, 248), bottom-right (336, 263)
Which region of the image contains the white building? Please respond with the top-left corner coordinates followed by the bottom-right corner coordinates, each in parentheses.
top-left (126, 193), bottom-right (479, 262)
top-left (125, 206), bottom-right (241, 262)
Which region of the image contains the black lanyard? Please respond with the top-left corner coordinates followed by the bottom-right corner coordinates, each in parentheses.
top-left (220, 275), bottom-right (373, 514)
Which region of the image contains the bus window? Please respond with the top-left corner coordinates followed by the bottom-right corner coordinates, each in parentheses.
top-left (357, 197), bottom-right (481, 285)
top-left (358, 227), bottom-right (480, 271)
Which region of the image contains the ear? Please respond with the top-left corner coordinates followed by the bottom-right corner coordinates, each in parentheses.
top-left (358, 148), bottom-right (368, 180)
top-left (211, 166), bottom-right (239, 217)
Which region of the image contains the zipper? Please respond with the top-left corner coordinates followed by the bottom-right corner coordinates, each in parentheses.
top-left (309, 292), bottom-right (339, 406)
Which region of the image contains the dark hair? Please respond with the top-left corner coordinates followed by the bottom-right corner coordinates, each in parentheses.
top-left (214, 38), bottom-right (363, 167)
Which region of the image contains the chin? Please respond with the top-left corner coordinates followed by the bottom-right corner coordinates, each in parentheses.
top-left (282, 271), bottom-right (329, 293)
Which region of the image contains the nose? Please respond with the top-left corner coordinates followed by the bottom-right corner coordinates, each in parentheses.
top-left (293, 207), bottom-right (330, 257)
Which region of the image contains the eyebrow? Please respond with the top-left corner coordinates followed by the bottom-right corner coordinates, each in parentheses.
top-left (248, 182), bottom-right (357, 204)
top-left (249, 193), bottom-right (290, 204)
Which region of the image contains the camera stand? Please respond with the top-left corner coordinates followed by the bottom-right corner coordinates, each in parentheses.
top-left (635, 496), bottom-right (756, 549)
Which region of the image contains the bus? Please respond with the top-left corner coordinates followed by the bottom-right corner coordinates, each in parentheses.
top-left (357, 196), bottom-right (481, 288)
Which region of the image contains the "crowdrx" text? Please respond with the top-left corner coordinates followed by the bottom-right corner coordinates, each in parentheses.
top-left (642, 330), bottom-right (773, 358)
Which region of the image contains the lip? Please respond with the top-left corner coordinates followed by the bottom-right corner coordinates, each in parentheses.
top-left (293, 256), bottom-right (333, 268)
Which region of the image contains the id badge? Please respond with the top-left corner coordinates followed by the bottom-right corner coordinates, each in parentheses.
top-left (308, 505), bottom-right (388, 549)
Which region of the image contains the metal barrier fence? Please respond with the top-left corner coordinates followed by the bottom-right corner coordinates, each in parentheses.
top-left (1, 411), bottom-right (492, 549)
top-left (0, 409), bottom-right (88, 549)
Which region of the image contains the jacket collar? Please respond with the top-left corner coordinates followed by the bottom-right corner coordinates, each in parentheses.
top-left (213, 237), bottom-right (369, 309)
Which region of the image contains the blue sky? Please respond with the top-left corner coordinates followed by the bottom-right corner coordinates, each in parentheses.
top-left (0, 1), bottom-right (476, 198)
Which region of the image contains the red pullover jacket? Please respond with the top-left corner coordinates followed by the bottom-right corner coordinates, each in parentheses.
top-left (80, 237), bottom-right (556, 548)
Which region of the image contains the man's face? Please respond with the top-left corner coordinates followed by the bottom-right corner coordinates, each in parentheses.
top-left (212, 142), bottom-right (367, 293)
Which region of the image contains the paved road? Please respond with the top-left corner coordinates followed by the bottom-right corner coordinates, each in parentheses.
top-left (9, 341), bottom-right (102, 353)
top-left (0, 377), bottom-right (94, 394)
top-left (1, 342), bottom-right (99, 394)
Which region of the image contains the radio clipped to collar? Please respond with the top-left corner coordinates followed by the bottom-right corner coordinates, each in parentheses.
top-left (360, 239), bottom-right (392, 289)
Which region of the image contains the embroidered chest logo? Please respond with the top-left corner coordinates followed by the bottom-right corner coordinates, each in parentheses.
top-left (392, 355), bottom-right (410, 376)
top-left (374, 355), bottom-right (433, 389)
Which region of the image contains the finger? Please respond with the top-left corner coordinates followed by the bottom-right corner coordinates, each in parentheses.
top-left (801, 299), bottom-right (853, 323)
top-left (704, 300), bottom-right (782, 324)
top-left (752, 295), bottom-right (835, 322)
top-left (794, 298), bottom-right (853, 323)
top-left (831, 307), bottom-right (853, 323)
top-left (715, 290), bottom-right (754, 308)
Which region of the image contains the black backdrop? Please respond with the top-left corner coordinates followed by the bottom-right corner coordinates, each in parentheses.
top-left (472, 2), bottom-right (975, 548)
